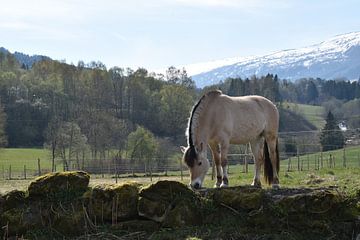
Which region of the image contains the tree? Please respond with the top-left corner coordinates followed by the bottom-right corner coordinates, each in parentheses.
top-left (159, 85), bottom-right (194, 138)
top-left (320, 111), bottom-right (345, 151)
top-left (0, 100), bottom-right (7, 147)
top-left (305, 81), bottom-right (318, 104)
top-left (126, 126), bottom-right (158, 172)
top-left (45, 121), bottom-right (88, 171)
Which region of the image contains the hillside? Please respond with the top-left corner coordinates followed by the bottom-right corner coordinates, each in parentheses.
top-left (282, 103), bottom-right (325, 129)
top-left (0, 47), bottom-right (50, 68)
top-left (190, 32), bottom-right (360, 87)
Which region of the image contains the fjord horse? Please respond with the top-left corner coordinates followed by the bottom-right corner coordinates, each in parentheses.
top-left (181, 90), bottom-right (280, 189)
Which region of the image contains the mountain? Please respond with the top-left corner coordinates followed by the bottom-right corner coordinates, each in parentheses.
top-left (189, 32), bottom-right (360, 88)
top-left (0, 47), bottom-right (51, 68)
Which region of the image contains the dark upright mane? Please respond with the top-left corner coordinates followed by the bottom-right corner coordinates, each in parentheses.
top-left (188, 94), bottom-right (205, 147)
top-left (184, 95), bottom-right (205, 168)
top-left (184, 90), bottom-right (222, 168)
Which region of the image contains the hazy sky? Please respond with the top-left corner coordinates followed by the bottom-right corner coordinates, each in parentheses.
top-left (1, 0), bottom-right (359, 71)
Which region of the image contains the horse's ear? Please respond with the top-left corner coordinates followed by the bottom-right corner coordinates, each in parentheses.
top-left (180, 146), bottom-right (187, 153)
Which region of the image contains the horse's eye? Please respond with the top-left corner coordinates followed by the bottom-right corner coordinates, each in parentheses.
top-left (198, 162), bottom-right (202, 166)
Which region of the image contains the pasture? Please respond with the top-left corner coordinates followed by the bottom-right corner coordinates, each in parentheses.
top-left (282, 102), bottom-right (325, 129)
top-left (1, 146), bottom-right (359, 195)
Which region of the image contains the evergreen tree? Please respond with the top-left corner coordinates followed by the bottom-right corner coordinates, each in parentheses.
top-left (305, 81), bottom-right (318, 103)
top-left (320, 111), bottom-right (345, 151)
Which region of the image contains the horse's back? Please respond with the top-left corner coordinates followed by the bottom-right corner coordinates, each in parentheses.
top-left (204, 93), bottom-right (279, 143)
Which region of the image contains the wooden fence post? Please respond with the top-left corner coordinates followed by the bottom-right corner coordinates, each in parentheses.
top-left (342, 148), bottom-right (346, 168)
top-left (180, 158), bottom-right (183, 181)
top-left (287, 157), bottom-right (291, 172)
top-left (297, 155), bottom-right (300, 171)
top-left (307, 155), bottom-right (310, 170)
top-left (38, 158), bottom-right (41, 176)
top-left (114, 158), bottom-right (118, 184)
top-left (320, 151), bottom-right (323, 169)
top-left (8, 165), bottom-right (11, 180)
top-left (24, 165), bottom-right (27, 180)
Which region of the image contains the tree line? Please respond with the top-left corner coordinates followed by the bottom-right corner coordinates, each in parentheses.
top-left (0, 51), bottom-right (358, 169)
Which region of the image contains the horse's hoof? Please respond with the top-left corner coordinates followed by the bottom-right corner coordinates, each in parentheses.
top-left (251, 180), bottom-right (262, 188)
top-left (220, 183), bottom-right (228, 188)
top-left (214, 183), bottom-right (221, 188)
top-left (272, 184), bottom-right (280, 190)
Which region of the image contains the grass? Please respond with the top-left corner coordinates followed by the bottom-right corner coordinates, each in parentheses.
top-left (283, 102), bottom-right (325, 129)
top-left (0, 146), bottom-right (359, 194)
top-left (0, 148), bottom-right (51, 170)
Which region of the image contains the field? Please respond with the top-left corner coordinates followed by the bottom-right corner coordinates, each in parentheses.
top-left (283, 102), bottom-right (325, 129)
top-left (0, 146), bottom-right (359, 195)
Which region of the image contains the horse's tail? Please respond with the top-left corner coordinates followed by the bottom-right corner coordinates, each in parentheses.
top-left (263, 138), bottom-right (279, 184)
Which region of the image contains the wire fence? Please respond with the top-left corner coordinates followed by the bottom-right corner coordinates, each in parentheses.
top-left (1, 145), bottom-right (359, 182)
top-left (1, 129), bottom-right (359, 181)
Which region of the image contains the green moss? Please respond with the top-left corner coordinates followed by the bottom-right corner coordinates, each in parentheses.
top-left (89, 181), bottom-right (141, 222)
top-left (111, 219), bottom-right (160, 233)
top-left (28, 171), bottom-right (90, 201)
top-left (138, 181), bottom-right (202, 227)
top-left (52, 210), bottom-right (85, 236)
top-left (211, 186), bottom-right (265, 211)
top-left (3, 190), bottom-right (26, 211)
top-left (1, 208), bottom-right (27, 236)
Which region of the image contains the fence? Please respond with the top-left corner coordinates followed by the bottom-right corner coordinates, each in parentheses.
top-left (1, 130), bottom-right (360, 181)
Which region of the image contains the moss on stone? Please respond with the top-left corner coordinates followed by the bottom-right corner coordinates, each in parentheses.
top-left (210, 186), bottom-right (265, 211)
top-left (89, 181), bottom-right (141, 222)
top-left (138, 180), bottom-right (202, 227)
top-left (111, 219), bottom-right (160, 232)
top-left (1, 208), bottom-right (27, 236)
top-left (3, 190), bottom-right (26, 211)
top-left (28, 171), bottom-right (90, 201)
top-left (52, 209), bottom-right (86, 236)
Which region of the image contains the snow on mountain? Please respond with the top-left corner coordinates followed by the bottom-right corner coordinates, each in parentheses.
top-left (189, 32), bottom-right (360, 88)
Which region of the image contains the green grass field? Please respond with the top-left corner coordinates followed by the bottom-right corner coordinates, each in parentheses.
top-left (0, 148), bottom-right (52, 172)
top-left (283, 102), bottom-right (325, 129)
top-left (0, 146), bottom-right (359, 195)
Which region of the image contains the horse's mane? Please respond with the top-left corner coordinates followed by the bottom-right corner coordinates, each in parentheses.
top-left (186, 90), bottom-right (222, 147)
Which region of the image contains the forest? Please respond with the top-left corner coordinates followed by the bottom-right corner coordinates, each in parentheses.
top-left (0, 51), bottom-right (360, 169)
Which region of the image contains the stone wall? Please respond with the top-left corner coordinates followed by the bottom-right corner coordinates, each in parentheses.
top-left (0, 171), bottom-right (359, 239)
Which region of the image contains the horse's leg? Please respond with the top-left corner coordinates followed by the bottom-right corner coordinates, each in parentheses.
top-left (266, 135), bottom-right (280, 189)
top-left (220, 141), bottom-right (230, 187)
top-left (209, 142), bottom-right (222, 187)
top-left (250, 138), bottom-right (264, 188)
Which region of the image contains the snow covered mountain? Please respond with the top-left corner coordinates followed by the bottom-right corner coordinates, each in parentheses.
top-left (189, 32), bottom-right (360, 88)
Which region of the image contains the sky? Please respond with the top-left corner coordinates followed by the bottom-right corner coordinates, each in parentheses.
top-left (0, 0), bottom-right (359, 74)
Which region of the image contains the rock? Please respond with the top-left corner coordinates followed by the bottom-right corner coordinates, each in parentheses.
top-left (271, 188), bottom-right (341, 214)
top-left (51, 209), bottom-right (86, 236)
top-left (28, 171), bottom-right (90, 201)
top-left (210, 186), bottom-right (265, 211)
top-left (138, 180), bottom-right (202, 227)
top-left (111, 220), bottom-right (160, 232)
top-left (89, 181), bottom-right (141, 223)
top-left (1, 208), bottom-right (27, 236)
top-left (3, 190), bottom-right (26, 211)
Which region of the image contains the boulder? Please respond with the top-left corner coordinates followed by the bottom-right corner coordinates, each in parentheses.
top-left (88, 181), bottom-right (141, 223)
top-left (138, 180), bottom-right (202, 227)
top-left (1, 208), bottom-right (28, 236)
top-left (28, 171), bottom-right (90, 201)
top-left (210, 186), bottom-right (265, 211)
top-left (3, 190), bottom-right (26, 211)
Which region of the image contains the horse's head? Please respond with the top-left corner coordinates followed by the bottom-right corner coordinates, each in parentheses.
top-left (180, 143), bottom-right (210, 189)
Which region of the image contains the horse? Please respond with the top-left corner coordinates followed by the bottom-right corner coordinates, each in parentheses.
top-left (180, 90), bottom-right (280, 189)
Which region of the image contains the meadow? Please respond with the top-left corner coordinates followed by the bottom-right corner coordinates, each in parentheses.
top-left (0, 146), bottom-right (359, 196)
top-left (282, 102), bottom-right (325, 129)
